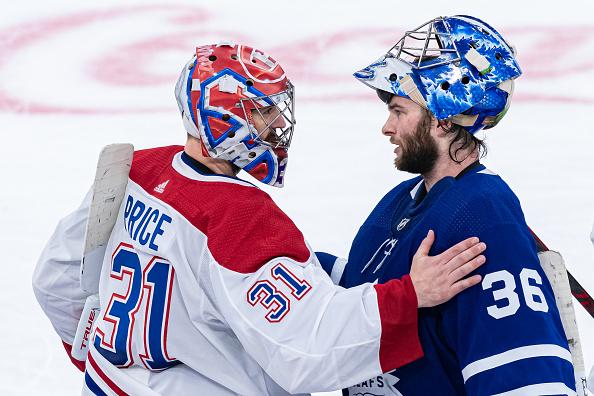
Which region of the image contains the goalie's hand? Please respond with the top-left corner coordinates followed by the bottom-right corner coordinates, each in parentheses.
top-left (410, 230), bottom-right (486, 308)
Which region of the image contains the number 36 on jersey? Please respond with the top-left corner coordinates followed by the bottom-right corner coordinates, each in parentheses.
top-left (482, 268), bottom-right (549, 320)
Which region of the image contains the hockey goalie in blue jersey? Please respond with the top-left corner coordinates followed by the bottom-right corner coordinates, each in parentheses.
top-left (318, 16), bottom-right (577, 395)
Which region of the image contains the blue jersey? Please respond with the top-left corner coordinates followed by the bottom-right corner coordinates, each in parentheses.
top-left (318, 163), bottom-right (576, 396)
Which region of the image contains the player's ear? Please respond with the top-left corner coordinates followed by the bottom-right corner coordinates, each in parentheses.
top-left (435, 119), bottom-right (451, 138)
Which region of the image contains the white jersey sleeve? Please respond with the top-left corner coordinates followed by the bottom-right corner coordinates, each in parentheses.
top-left (32, 189), bottom-right (93, 344)
top-left (211, 255), bottom-right (399, 393)
top-left (196, 187), bottom-right (421, 393)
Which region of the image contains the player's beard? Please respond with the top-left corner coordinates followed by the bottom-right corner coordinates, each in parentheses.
top-left (395, 111), bottom-right (439, 175)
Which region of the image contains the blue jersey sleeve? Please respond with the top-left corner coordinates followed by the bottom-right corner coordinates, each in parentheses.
top-left (435, 215), bottom-right (575, 394)
top-left (315, 252), bottom-right (347, 286)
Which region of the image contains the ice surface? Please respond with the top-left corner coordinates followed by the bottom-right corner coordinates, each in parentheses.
top-left (1, 0), bottom-right (593, 394)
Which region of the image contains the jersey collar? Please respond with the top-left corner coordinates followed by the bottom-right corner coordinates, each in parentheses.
top-left (172, 151), bottom-right (257, 188)
top-left (410, 161), bottom-right (485, 205)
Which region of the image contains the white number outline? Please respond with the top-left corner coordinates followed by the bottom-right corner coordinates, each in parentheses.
top-left (482, 268), bottom-right (549, 319)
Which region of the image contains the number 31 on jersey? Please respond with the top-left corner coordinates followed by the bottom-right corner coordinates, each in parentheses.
top-left (94, 243), bottom-right (179, 370)
top-left (247, 263), bottom-right (312, 323)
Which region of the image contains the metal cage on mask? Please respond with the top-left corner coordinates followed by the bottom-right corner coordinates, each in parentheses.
top-left (198, 77), bottom-right (296, 187)
top-left (174, 43), bottom-right (297, 188)
top-left (238, 82), bottom-right (296, 151)
top-left (353, 15), bottom-right (522, 134)
top-left (387, 17), bottom-right (463, 71)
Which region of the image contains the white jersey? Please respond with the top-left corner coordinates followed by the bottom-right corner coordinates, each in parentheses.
top-left (33, 146), bottom-right (422, 395)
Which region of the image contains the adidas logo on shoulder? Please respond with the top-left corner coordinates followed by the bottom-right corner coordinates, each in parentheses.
top-left (154, 180), bottom-right (170, 193)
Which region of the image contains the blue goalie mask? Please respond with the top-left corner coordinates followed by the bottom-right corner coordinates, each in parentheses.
top-left (354, 15), bottom-right (522, 134)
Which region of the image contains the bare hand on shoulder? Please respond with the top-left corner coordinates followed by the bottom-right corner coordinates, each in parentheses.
top-left (410, 230), bottom-right (486, 308)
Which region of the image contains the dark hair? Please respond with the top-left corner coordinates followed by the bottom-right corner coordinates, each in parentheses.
top-left (437, 115), bottom-right (487, 163)
top-left (418, 108), bottom-right (486, 163)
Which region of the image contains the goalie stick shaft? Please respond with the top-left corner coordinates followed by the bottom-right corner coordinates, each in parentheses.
top-left (529, 229), bottom-right (594, 319)
top-left (568, 271), bottom-right (594, 318)
top-left (80, 143), bottom-right (134, 294)
top-left (73, 144), bottom-right (134, 362)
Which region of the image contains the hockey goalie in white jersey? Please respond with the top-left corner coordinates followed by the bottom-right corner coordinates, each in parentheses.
top-left (32, 43), bottom-right (488, 395)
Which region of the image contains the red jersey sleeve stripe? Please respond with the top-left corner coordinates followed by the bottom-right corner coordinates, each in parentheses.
top-left (373, 274), bottom-right (423, 372)
top-left (61, 341), bottom-right (85, 372)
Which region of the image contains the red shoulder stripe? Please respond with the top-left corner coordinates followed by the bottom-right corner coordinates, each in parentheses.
top-left (129, 148), bottom-right (310, 274)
